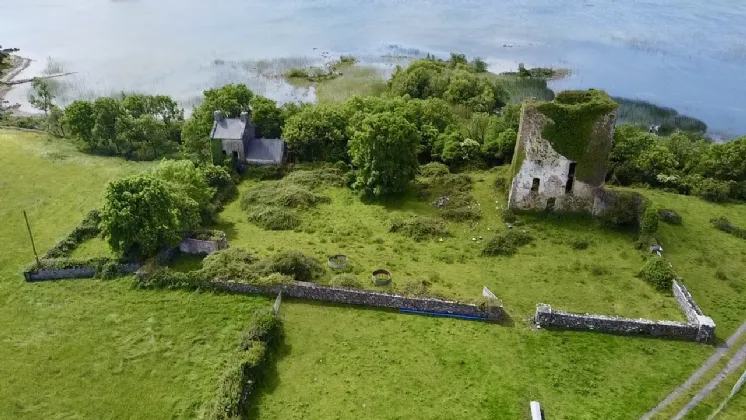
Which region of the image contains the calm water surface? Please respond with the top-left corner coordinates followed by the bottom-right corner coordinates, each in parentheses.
top-left (2, 0), bottom-right (745, 135)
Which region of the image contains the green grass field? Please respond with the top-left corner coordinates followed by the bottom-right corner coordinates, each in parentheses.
top-left (0, 130), bottom-right (271, 419)
top-left (3, 128), bottom-right (746, 419)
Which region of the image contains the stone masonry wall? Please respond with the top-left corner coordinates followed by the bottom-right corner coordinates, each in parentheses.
top-left (24, 263), bottom-right (140, 282)
top-left (535, 304), bottom-right (701, 341)
top-left (213, 281), bottom-right (504, 322)
top-left (673, 280), bottom-right (704, 323)
top-left (179, 237), bottom-right (228, 255)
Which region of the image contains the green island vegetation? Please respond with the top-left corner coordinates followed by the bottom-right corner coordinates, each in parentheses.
top-left (2, 49), bottom-right (746, 419)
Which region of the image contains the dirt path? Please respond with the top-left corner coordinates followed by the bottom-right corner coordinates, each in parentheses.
top-left (640, 319), bottom-right (746, 420)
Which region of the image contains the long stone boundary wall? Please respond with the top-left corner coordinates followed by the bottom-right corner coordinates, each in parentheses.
top-left (535, 304), bottom-right (700, 341)
top-left (213, 281), bottom-right (504, 322)
top-left (24, 263), bottom-right (140, 282)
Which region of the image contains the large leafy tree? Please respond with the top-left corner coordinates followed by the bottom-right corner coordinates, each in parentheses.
top-left (251, 95), bottom-right (284, 138)
top-left (101, 174), bottom-right (199, 258)
top-left (62, 100), bottom-right (96, 148)
top-left (283, 104), bottom-right (349, 162)
top-left (152, 159), bottom-right (216, 221)
top-left (348, 111), bottom-right (420, 196)
top-left (181, 84), bottom-right (256, 164)
top-left (92, 97), bottom-right (126, 153)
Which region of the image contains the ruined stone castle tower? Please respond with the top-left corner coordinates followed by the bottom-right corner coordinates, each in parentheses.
top-left (507, 90), bottom-right (618, 214)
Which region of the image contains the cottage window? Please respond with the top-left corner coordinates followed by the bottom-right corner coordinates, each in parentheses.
top-left (531, 178), bottom-right (540, 192)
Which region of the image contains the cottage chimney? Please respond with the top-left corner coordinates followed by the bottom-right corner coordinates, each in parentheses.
top-left (240, 111), bottom-right (249, 124)
top-left (213, 111), bottom-right (223, 122)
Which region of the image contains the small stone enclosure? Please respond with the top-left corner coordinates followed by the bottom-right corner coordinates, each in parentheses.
top-left (509, 90), bottom-right (618, 214)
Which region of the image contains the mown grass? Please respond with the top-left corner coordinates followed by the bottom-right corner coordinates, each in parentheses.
top-left (0, 130), bottom-right (270, 419)
top-left (250, 301), bottom-right (709, 420)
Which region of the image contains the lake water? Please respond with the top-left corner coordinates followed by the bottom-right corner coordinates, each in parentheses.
top-left (2, 0), bottom-right (745, 136)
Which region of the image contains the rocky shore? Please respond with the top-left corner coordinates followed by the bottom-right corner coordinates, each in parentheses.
top-left (0, 55), bottom-right (32, 103)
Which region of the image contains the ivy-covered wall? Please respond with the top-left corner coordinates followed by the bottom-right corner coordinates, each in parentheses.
top-left (534, 90), bottom-right (618, 184)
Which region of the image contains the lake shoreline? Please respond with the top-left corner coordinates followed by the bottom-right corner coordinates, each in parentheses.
top-left (0, 55), bottom-right (32, 104)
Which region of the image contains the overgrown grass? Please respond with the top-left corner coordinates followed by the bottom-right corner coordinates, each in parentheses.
top-left (0, 130), bottom-right (272, 419)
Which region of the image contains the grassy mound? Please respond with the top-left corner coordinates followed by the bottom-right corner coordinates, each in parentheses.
top-left (246, 206), bottom-right (301, 231)
top-left (242, 183), bottom-right (330, 210)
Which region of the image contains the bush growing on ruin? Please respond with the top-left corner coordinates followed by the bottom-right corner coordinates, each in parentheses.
top-left (638, 257), bottom-right (676, 292)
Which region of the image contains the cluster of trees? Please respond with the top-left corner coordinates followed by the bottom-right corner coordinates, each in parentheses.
top-left (100, 160), bottom-right (234, 257)
top-left (388, 53), bottom-right (508, 114)
top-left (609, 125), bottom-right (746, 202)
top-left (62, 94), bottom-right (184, 159)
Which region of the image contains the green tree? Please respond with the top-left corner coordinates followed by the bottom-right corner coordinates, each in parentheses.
top-left (348, 111), bottom-right (420, 196)
top-left (115, 114), bottom-right (169, 159)
top-left (62, 100), bottom-right (96, 148)
top-left (181, 84), bottom-right (255, 164)
top-left (47, 105), bottom-right (65, 137)
top-left (0, 45), bottom-right (19, 74)
top-left (92, 97), bottom-right (125, 153)
top-left (100, 174), bottom-right (200, 258)
top-left (251, 95), bottom-right (283, 138)
top-left (482, 128), bottom-right (517, 163)
top-left (28, 79), bottom-right (55, 130)
top-left (388, 60), bottom-right (448, 100)
top-left (283, 104), bottom-right (349, 162)
top-left (152, 159), bottom-right (216, 221)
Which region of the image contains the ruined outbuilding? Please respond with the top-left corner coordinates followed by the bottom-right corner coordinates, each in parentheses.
top-left (210, 110), bottom-right (286, 165)
top-left (508, 90), bottom-right (618, 214)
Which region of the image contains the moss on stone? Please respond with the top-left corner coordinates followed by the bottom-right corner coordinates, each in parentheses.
top-left (509, 139), bottom-right (526, 183)
top-left (535, 90), bottom-right (618, 183)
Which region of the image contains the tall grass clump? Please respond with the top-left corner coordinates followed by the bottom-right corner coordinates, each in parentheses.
top-left (283, 167), bottom-right (347, 188)
top-left (482, 230), bottom-right (533, 257)
top-left (242, 182), bottom-right (330, 209)
top-left (246, 206), bottom-right (301, 231)
top-left (389, 217), bottom-right (448, 241)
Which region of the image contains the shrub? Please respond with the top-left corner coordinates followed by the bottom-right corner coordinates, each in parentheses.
top-left (254, 273), bottom-right (294, 286)
top-left (242, 183), bottom-right (330, 209)
top-left (638, 257), bottom-right (676, 291)
top-left (329, 273), bottom-right (361, 288)
top-left (400, 279), bottom-right (431, 296)
top-left (493, 175), bottom-right (509, 191)
top-left (481, 230), bottom-right (533, 256)
top-left (715, 269), bottom-right (728, 281)
top-left (264, 250), bottom-right (324, 282)
top-left (133, 268), bottom-right (207, 291)
top-left (597, 190), bottom-right (645, 228)
top-left (711, 217), bottom-right (746, 239)
top-left (571, 238), bottom-right (590, 250)
top-left (246, 206), bottom-right (301, 231)
top-left (240, 308), bottom-right (282, 349)
top-left (590, 265), bottom-right (610, 276)
top-left (419, 162), bottom-right (450, 178)
top-left (658, 209), bottom-right (682, 225)
top-left (201, 248), bottom-right (257, 281)
top-left (692, 178), bottom-right (732, 203)
top-left (501, 207), bottom-right (517, 223)
top-left (389, 217), bottom-right (448, 241)
top-left (285, 67), bottom-right (310, 78)
top-left (641, 206), bottom-right (659, 235)
top-left (440, 207), bottom-right (481, 221)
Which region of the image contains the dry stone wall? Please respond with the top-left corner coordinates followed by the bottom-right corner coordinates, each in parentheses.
top-left (535, 304), bottom-right (700, 341)
top-left (179, 236), bottom-right (228, 255)
top-left (24, 263), bottom-right (140, 282)
top-left (213, 281), bottom-right (504, 322)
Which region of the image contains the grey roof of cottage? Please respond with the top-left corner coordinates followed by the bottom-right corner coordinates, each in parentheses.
top-left (210, 118), bottom-right (246, 140)
top-left (245, 138), bottom-right (285, 164)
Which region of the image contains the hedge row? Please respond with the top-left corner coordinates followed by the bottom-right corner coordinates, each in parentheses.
top-left (44, 209), bottom-right (101, 258)
top-left (202, 308), bottom-right (282, 420)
